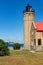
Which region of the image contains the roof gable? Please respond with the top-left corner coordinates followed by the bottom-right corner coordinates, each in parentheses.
top-left (34, 22), bottom-right (43, 32)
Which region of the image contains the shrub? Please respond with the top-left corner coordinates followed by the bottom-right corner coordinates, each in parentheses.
top-left (0, 39), bottom-right (10, 56)
top-left (13, 43), bottom-right (20, 50)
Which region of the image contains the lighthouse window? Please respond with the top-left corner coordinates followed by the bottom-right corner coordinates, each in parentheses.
top-left (29, 13), bottom-right (30, 15)
top-left (30, 8), bottom-right (32, 11)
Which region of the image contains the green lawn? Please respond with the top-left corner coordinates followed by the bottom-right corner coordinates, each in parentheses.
top-left (0, 50), bottom-right (43, 65)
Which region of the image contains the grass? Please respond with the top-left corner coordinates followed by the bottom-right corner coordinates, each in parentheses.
top-left (0, 50), bottom-right (43, 65)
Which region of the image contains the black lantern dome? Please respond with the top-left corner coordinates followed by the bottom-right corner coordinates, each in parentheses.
top-left (25, 4), bottom-right (34, 12)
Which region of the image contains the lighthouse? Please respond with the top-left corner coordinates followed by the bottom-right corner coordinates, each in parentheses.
top-left (23, 4), bottom-right (34, 49)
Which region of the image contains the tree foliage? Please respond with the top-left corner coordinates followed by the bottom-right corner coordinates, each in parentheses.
top-left (0, 39), bottom-right (10, 56)
top-left (13, 43), bottom-right (20, 50)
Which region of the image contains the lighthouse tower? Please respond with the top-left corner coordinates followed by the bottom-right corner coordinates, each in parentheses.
top-left (24, 4), bottom-right (34, 49)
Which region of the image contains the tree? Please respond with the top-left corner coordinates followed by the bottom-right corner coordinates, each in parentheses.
top-left (13, 43), bottom-right (20, 50)
top-left (0, 39), bottom-right (10, 56)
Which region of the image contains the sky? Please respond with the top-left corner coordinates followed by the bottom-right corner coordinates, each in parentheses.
top-left (0, 0), bottom-right (43, 43)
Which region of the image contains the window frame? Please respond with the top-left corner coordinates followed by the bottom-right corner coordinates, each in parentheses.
top-left (38, 39), bottom-right (41, 45)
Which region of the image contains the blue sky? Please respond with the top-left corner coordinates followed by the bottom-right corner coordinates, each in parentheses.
top-left (0, 0), bottom-right (43, 43)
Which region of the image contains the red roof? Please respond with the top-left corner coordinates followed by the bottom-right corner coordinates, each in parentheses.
top-left (34, 22), bottom-right (43, 32)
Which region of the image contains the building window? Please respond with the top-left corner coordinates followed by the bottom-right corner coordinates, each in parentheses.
top-left (34, 39), bottom-right (36, 44)
top-left (38, 39), bottom-right (41, 45)
top-left (42, 32), bottom-right (43, 36)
